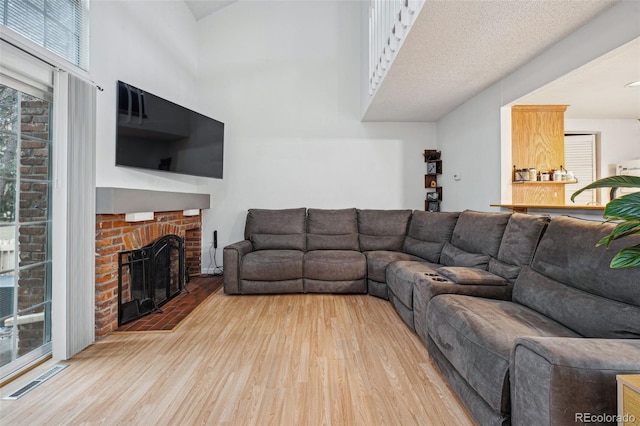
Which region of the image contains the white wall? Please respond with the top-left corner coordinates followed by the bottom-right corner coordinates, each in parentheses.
top-left (565, 119), bottom-right (640, 176)
top-left (437, 84), bottom-right (504, 212)
top-left (436, 2), bottom-right (640, 213)
top-left (90, 0), bottom-right (209, 192)
top-left (196, 1), bottom-right (434, 270)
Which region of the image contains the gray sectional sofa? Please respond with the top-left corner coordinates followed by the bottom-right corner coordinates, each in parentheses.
top-left (223, 208), bottom-right (640, 425)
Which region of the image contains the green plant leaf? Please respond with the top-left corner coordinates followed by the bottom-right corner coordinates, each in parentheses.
top-left (571, 175), bottom-right (640, 269)
top-left (596, 221), bottom-right (640, 248)
top-left (570, 175), bottom-right (640, 202)
top-left (610, 244), bottom-right (640, 268)
top-left (603, 192), bottom-right (640, 221)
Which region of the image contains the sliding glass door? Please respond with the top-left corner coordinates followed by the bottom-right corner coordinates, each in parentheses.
top-left (0, 80), bottom-right (53, 376)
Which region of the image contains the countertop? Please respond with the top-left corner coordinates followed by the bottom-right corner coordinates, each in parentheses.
top-left (491, 203), bottom-right (605, 213)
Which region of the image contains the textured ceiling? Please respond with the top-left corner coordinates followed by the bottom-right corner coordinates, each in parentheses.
top-left (515, 38), bottom-right (640, 120)
top-left (362, 0), bottom-right (620, 122)
top-left (185, 0), bottom-right (237, 20)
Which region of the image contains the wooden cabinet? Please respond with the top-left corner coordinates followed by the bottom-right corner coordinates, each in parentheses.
top-left (618, 375), bottom-right (640, 426)
top-left (511, 105), bottom-right (568, 205)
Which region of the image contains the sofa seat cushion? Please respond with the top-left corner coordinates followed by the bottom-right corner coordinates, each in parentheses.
top-left (437, 267), bottom-right (507, 286)
top-left (364, 250), bottom-right (423, 283)
top-left (386, 260), bottom-right (440, 309)
top-left (439, 243), bottom-right (491, 269)
top-left (427, 295), bottom-right (579, 414)
top-left (413, 280), bottom-right (513, 347)
top-left (241, 250), bottom-right (304, 281)
top-left (251, 233), bottom-right (305, 251)
top-left (304, 250), bottom-right (366, 281)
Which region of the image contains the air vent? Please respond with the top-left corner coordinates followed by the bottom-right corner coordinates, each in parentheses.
top-left (3, 364), bottom-right (69, 400)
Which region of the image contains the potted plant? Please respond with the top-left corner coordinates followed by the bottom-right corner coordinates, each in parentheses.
top-left (571, 175), bottom-right (640, 268)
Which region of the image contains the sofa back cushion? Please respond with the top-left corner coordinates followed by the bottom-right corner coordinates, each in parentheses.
top-left (440, 210), bottom-right (511, 269)
top-left (244, 208), bottom-right (307, 251)
top-left (357, 209), bottom-right (413, 251)
top-left (488, 213), bottom-right (550, 283)
top-left (307, 208), bottom-right (359, 250)
top-left (513, 215), bottom-right (640, 338)
top-left (403, 211), bottom-right (460, 262)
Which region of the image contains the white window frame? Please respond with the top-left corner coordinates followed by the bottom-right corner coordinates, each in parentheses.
top-left (0, 40), bottom-right (56, 380)
top-left (0, 0), bottom-right (90, 71)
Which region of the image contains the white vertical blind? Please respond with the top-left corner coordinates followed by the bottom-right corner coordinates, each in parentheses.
top-left (565, 134), bottom-right (597, 205)
top-left (65, 73), bottom-right (95, 357)
top-left (0, 0), bottom-right (88, 70)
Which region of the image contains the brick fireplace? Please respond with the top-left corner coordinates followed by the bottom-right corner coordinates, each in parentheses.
top-left (94, 211), bottom-right (202, 338)
top-left (94, 187), bottom-right (210, 338)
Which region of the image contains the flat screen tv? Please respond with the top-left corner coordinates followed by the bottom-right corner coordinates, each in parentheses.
top-left (116, 81), bottom-right (224, 179)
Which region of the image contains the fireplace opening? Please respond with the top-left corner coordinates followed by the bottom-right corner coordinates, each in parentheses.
top-left (117, 234), bottom-right (185, 326)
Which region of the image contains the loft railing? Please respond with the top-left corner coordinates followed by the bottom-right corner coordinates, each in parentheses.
top-left (368, 0), bottom-right (424, 95)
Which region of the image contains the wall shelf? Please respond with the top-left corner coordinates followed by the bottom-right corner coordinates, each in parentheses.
top-left (424, 150), bottom-right (442, 211)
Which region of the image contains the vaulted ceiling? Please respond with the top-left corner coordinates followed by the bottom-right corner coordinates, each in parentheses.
top-left (185, 1), bottom-right (637, 122)
top-left (362, 0), bottom-right (622, 121)
top-left (185, 0), bottom-right (236, 20)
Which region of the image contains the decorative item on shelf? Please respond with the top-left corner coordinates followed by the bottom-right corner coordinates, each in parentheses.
top-left (427, 190), bottom-right (440, 201)
top-left (424, 150), bottom-right (441, 161)
top-left (425, 175), bottom-right (438, 188)
top-left (427, 160), bottom-right (442, 175)
top-left (514, 167), bottom-right (529, 182)
top-left (427, 201), bottom-right (440, 212)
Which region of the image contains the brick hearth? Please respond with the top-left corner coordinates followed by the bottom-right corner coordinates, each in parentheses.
top-left (94, 211), bottom-right (202, 338)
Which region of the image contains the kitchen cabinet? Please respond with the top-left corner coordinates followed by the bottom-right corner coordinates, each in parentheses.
top-left (511, 105), bottom-right (568, 205)
top-left (618, 375), bottom-right (640, 426)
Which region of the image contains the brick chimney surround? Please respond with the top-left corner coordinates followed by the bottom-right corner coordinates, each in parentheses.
top-left (94, 188), bottom-right (210, 338)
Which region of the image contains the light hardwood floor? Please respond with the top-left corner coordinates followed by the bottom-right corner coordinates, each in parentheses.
top-left (1, 288), bottom-right (474, 425)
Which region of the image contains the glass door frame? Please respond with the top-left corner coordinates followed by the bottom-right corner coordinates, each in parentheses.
top-left (0, 42), bottom-right (56, 381)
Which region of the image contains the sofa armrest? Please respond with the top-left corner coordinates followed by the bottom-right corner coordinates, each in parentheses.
top-left (510, 337), bottom-right (640, 426)
top-left (223, 240), bottom-right (253, 294)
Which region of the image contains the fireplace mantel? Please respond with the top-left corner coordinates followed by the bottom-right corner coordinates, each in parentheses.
top-left (96, 187), bottom-right (210, 214)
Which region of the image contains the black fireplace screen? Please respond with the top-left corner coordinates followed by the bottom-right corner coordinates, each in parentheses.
top-left (118, 234), bottom-right (185, 325)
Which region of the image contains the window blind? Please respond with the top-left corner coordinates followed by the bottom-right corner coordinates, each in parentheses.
top-left (564, 134), bottom-right (597, 205)
top-left (0, 0), bottom-right (88, 70)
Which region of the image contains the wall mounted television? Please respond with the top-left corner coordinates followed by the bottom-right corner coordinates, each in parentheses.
top-left (116, 80), bottom-right (224, 179)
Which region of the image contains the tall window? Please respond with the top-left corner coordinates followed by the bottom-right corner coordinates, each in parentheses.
top-left (0, 80), bottom-right (53, 378)
top-left (0, 0), bottom-right (88, 69)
